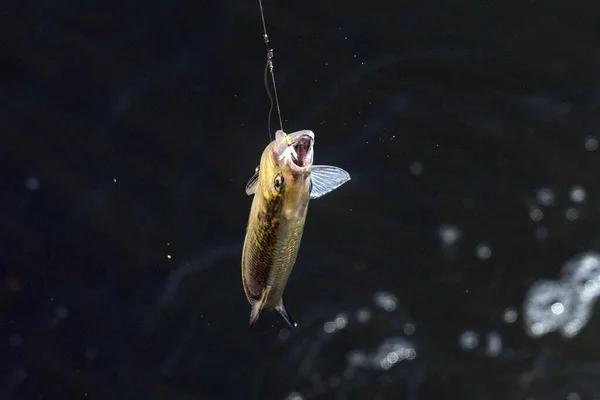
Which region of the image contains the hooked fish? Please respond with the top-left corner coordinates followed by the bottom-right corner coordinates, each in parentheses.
top-left (242, 129), bottom-right (350, 328)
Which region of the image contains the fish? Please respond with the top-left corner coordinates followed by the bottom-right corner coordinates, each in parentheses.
top-left (241, 129), bottom-right (351, 328)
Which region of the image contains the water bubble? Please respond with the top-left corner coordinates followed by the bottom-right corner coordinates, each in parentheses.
top-left (346, 350), bottom-right (368, 367)
top-left (25, 176), bottom-right (40, 191)
top-left (551, 302), bottom-right (565, 314)
top-left (356, 308), bottom-right (372, 323)
top-left (584, 135), bottom-right (598, 151)
top-left (529, 208), bottom-right (544, 222)
top-left (278, 328), bottom-right (290, 341)
top-left (438, 225), bottom-right (462, 246)
top-left (14, 366), bottom-right (27, 381)
top-left (567, 392), bottom-right (581, 400)
top-left (285, 391), bottom-right (304, 400)
top-left (475, 243), bottom-right (491, 260)
top-left (535, 226), bottom-right (549, 240)
top-left (9, 334), bottom-right (22, 347)
top-left (403, 323), bottom-right (416, 335)
top-left (565, 208), bottom-right (579, 221)
top-left (569, 186), bottom-right (586, 203)
top-left (85, 347), bottom-right (98, 360)
top-left (536, 188), bottom-right (555, 206)
top-left (562, 252), bottom-right (600, 303)
top-left (334, 314), bottom-right (348, 330)
top-left (560, 300), bottom-right (591, 338)
top-left (459, 330), bottom-right (479, 350)
top-left (485, 332), bottom-right (502, 357)
top-left (530, 322), bottom-right (545, 336)
top-left (380, 357), bottom-right (392, 370)
top-left (503, 307), bottom-right (518, 323)
top-left (409, 161), bottom-right (424, 176)
top-left (323, 321), bottom-right (336, 333)
top-left (386, 352), bottom-right (399, 364)
top-left (523, 280), bottom-right (574, 337)
top-left (55, 306), bottom-right (69, 319)
top-left (372, 337), bottom-right (416, 370)
top-left (373, 291), bottom-right (397, 312)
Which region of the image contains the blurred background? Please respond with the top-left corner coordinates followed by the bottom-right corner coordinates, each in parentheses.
top-left (3, 1), bottom-right (600, 399)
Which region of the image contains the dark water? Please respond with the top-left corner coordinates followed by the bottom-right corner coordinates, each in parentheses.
top-left (3, 1), bottom-right (600, 399)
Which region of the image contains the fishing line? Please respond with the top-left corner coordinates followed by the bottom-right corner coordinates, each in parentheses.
top-left (258, 0), bottom-right (284, 139)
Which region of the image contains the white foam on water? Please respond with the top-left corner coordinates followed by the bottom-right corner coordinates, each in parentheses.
top-left (523, 280), bottom-right (575, 337)
top-left (560, 300), bottom-right (591, 338)
top-left (524, 252), bottom-right (600, 339)
top-left (285, 392), bottom-right (304, 400)
top-left (371, 337), bottom-right (416, 370)
top-left (373, 291), bottom-right (397, 312)
top-left (561, 252), bottom-right (600, 303)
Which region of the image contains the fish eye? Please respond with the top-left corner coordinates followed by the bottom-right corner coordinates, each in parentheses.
top-left (255, 165), bottom-right (260, 174)
top-left (274, 174), bottom-right (284, 192)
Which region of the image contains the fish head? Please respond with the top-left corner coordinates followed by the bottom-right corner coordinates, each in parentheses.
top-left (256, 130), bottom-right (315, 209)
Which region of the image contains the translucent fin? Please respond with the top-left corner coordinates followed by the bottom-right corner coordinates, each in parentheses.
top-left (275, 297), bottom-right (297, 328)
top-left (245, 172), bottom-right (259, 196)
top-left (310, 165), bottom-right (351, 199)
top-left (249, 286), bottom-right (271, 327)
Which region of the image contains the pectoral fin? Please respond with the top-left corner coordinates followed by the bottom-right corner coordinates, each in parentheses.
top-left (275, 297), bottom-right (297, 328)
top-left (310, 165), bottom-right (351, 199)
top-left (249, 286), bottom-right (271, 327)
top-left (245, 171), bottom-right (259, 195)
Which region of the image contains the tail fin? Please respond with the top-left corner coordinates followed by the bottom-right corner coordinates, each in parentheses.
top-left (276, 297), bottom-right (297, 328)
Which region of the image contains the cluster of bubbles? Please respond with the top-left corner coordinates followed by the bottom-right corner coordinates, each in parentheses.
top-left (529, 185), bottom-right (587, 226)
top-left (284, 289), bottom-right (417, 400)
top-left (373, 290), bottom-right (398, 312)
top-left (523, 252), bottom-right (600, 338)
top-left (323, 313), bottom-right (348, 334)
top-left (347, 292), bottom-right (417, 370)
top-left (346, 336), bottom-right (417, 370)
top-left (437, 225), bottom-right (493, 262)
top-left (458, 330), bottom-right (503, 357)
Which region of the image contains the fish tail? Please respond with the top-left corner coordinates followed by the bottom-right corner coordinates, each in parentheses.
top-left (276, 297), bottom-right (297, 328)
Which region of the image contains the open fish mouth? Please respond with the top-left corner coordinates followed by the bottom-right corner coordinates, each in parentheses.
top-left (291, 135), bottom-right (313, 168)
top-left (275, 130), bottom-right (315, 171)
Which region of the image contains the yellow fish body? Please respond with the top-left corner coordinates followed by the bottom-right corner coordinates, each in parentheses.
top-left (242, 130), bottom-right (350, 327)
